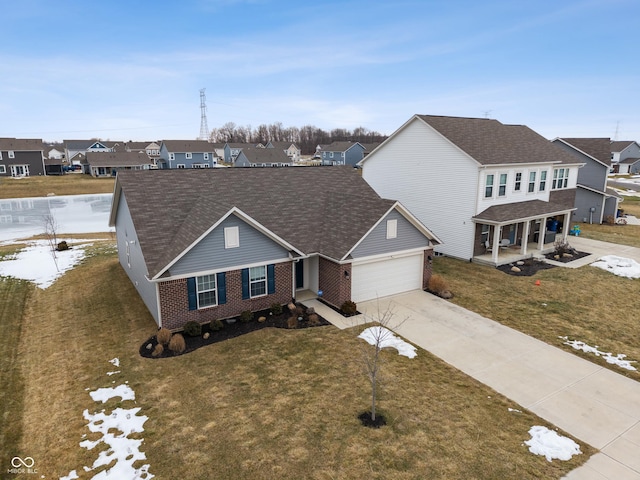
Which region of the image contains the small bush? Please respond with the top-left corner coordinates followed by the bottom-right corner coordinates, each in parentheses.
top-left (287, 302), bottom-right (296, 313)
top-left (295, 305), bottom-right (304, 316)
top-left (308, 313), bottom-right (319, 326)
top-left (168, 333), bottom-right (186, 354)
top-left (270, 303), bottom-right (283, 316)
top-left (428, 274), bottom-right (449, 295)
top-left (156, 327), bottom-right (172, 345)
top-left (152, 344), bottom-right (164, 357)
top-left (287, 316), bottom-right (297, 329)
top-left (553, 239), bottom-right (576, 256)
top-left (183, 321), bottom-right (202, 337)
top-left (210, 319), bottom-right (224, 331)
top-left (239, 310), bottom-right (253, 323)
top-left (57, 241), bottom-right (69, 251)
top-left (340, 300), bottom-right (358, 316)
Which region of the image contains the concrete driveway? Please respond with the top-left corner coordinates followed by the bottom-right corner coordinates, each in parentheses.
top-left (355, 291), bottom-right (640, 479)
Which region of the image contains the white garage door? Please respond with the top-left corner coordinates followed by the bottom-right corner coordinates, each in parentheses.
top-left (351, 253), bottom-right (423, 303)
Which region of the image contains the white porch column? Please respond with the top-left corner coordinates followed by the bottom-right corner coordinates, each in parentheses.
top-left (561, 213), bottom-right (571, 242)
top-left (538, 217), bottom-right (547, 251)
top-left (492, 225), bottom-right (501, 263)
top-left (520, 221), bottom-right (530, 255)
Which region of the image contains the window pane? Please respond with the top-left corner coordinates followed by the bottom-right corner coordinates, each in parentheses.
top-left (249, 266), bottom-right (266, 281)
top-left (198, 274), bottom-right (216, 291)
top-left (250, 281), bottom-right (266, 297)
top-left (199, 290), bottom-right (217, 307)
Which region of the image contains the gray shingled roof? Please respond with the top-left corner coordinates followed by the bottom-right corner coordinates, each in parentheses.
top-left (473, 199), bottom-right (573, 223)
top-left (321, 141), bottom-right (364, 153)
top-left (559, 138), bottom-right (611, 166)
top-left (610, 140), bottom-right (636, 153)
top-left (115, 167), bottom-right (410, 278)
top-left (161, 140), bottom-right (215, 152)
top-left (86, 151), bottom-right (153, 167)
top-left (0, 137), bottom-right (44, 151)
top-left (239, 147), bottom-right (291, 164)
top-left (417, 115), bottom-right (580, 166)
top-left (619, 157), bottom-right (640, 165)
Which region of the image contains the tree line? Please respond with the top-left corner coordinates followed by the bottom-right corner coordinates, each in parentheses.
top-left (209, 122), bottom-right (387, 155)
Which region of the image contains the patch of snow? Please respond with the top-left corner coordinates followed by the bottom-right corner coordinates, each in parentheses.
top-left (59, 471), bottom-right (78, 480)
top-left (524, 426), bottom-right (581, 462)
top-left (358, 326), bottom-right (417, 358)
top-left (590, 255), bottom-right (640, 279)
top-left (560, 336), bottom-right (636, 371)
top-left (79, 407), bottom-right (153, 479)
top-left (508, 408), bottom-right (522, 413)
top-left (0, 240), bottom-right (92, 288)
top-left (106, 370), bottom-right (120, 376)
top-left (109, 357), bottom-right (120, 367)
top-left (90, 384), bottom-right (135, 403)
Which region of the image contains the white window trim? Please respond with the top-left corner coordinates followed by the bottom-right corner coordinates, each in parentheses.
top-left (539, 170), bottom-right (547, 192)
top-left (177, 164), bottom-right (185, 169)
top-left (8, 151), bottom-right (15, 159)
top-left (514, 172), bottom-right (522, 191)
top-left (224, 226), bottom-right (240, 249)
top-left (0, 165), bottom-right (5, 174)
top-left (204, 152), bottom-right (209, 160)
top-left (169, 153), bottom-right (175, 160)
top-left (485, 174), bottom-right (494, 198)
top-left (249, 265), bottom-right (267, 298)
top-left (197, 274), bottom-right (218, 308)
top-left (498, 173), bottom-right (507, 197)
top-left (528, 171), bottom-right (536, 193)
top-left (0, 151), bottom-right (2, 160)
top-left (185, 152), bottom-right (193, 159)
top-left (386, 219), bottom-right (398, 239)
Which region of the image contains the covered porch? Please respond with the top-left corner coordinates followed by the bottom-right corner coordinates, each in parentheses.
top-left (472, 201), bottom-right (575, 266)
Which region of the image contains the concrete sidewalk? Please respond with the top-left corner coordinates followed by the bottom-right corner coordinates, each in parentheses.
top-left (352, 291), bottom-right (640, 480)
top-left (548, 236), bottom-right (640, 268)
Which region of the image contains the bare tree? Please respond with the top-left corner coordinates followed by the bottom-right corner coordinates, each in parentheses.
top-left (42, 213), bottom-right (60, 272)
top-left (357, 302), bottom-right (408, 425)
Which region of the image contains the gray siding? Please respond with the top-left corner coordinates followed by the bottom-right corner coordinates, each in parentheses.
top-left (351, 210), bottom-right (429, 258)
top-left (0, 151), bottom-right (45, 176)
top-left (115, 193), bottom-right (159, 322)
top-left (169, 214), bottom-right (290, 276)
top-left (553, 141), bottom-right (607, 191)
top-left (574, 188), bottom-right (604, 224)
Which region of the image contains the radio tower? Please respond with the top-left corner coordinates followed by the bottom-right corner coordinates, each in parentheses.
top-left (198, 88), bottom-right (210, 141)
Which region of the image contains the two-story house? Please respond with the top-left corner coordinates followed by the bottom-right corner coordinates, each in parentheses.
top-left (222, 143), bottom-right (254, 164)
top-left (360, 115), bottom-right (583, 265)
top-left (0, 138), bottom-right (46, 177)
top-left (320, 141), bottom-right (366, 166)
top-left (233, 147), bottom-right (292, 167)
top-left (124, 141), bottom-right (162, 167)
top-left (158, 140), bottom-right (217, 169)
top-left (265, 141), bottom-right (301, 163)
top-left (85, 152), bottom-right (154, 177)
top-left (552, 138), bottom-right (621, 224)
top-left (610, 140), bottom-right (640, 174)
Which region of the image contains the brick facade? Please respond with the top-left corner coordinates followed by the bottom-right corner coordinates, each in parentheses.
top-left (318, 257), bottom-right (352, 308)
top-left (158, 262), bottom-right (293, 331)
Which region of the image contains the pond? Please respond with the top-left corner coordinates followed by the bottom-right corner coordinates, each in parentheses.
top-left (0, 193), bottom-right (113, 242)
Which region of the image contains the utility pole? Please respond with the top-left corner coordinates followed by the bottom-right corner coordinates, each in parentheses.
top-left (199, 88), bottom-right (210, 141)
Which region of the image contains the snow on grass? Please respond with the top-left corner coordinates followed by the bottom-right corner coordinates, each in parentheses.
top-left (90, 384), bottom-right (136, 403)
top-left (560, 336), bottom-right (637, 371)
top-left (62, 360), bottom-right (153, 480)
top-left (358, 326), bottom-right (417, 358)
top-left (0, 239), bottom-right (92, 288)
top-left (590, 255), bottom-right (640, 279)
top-left (524, 426), bottom-right (582, 462)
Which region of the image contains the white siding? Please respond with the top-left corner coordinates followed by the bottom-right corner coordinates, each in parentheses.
top-left (362, 118), bottom-right (478, 260)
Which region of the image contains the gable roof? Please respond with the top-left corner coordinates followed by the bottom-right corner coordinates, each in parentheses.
top-left (610, 140), bottom-right (637, 153)
top-left (111, 167), bottom-right (439, 278)
top-left (321, 141), bottom-right (365, 153)
top-left (238, 147), bottom-right (291, 164)
top-left (414, 115), bottom-right (580, 166)
top-left (161, 140), bottom-right (215, 152)
top-left (268, 141), bottom-right (300, 150)
top-left (555, 138), bottom-right (611, 167)
top-left (86, 151), bottom-right (153, 167)
top-left (619, 157), bottom-right (640, 165)
top-left (0, 137), bottom-right (44, 151)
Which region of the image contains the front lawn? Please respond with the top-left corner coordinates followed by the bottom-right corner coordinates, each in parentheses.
top-left (3, 248), bottom-right (592, 479)
top-left (0, 174), bottom-right (114, 198)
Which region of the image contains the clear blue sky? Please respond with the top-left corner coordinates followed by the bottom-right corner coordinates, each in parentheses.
top-left (1, 0), bottom-right (638, 143)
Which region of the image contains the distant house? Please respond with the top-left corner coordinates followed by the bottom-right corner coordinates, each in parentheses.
top-left (360, 114), bottom-right (583, 265)
top-left (266, 141), bottom-right (301, 163)
top-left (46, 146), bottom-right (65, 161)
top-left (552, 138), bottom-right (621, 224)
top-left (610, 140), bottom-right (640, 174)
top-left (0, 138), bottom-right (46, 177)
top-left (109, 167), bottom-right (440, 331)
top-left (320, 141), bottom-right (366, 166)
top-left (85, 152), bottom-right (154, 177)
top-left (64, 140), bottom-right (119, 165)
top-left (234, 147), bottom-right (292, 167)
top-left (222, 143), bottom-right (254, 164)
top-left (158, 140), bottom-right (217, 169)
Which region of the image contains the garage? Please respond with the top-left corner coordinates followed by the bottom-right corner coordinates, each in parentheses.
top-left (351, 253), bottom-right (424, 303)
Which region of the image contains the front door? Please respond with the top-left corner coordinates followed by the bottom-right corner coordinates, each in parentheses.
top-left (295, 261), bottom-right (304, 289)
top-left (10, 165), bottom-right (29, 177)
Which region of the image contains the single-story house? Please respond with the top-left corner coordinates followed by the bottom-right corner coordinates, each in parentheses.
top-left (85, 152), bottom-right (154, 177)
top-left (109, 167), bottom-right (441, 330)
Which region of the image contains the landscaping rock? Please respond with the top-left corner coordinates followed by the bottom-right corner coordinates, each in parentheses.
top-left (563, 253), bottom-right (573, 258)
top-left (146, 343), bottom-right (153, 350)
top-left (511, 266), bottom-right (521, 273)
top-left (258, 316), bottom-right (266, 323)
top-left (554, 255), bottom-right (560, 260)
top-left (203, 332), bottom-right (210, 339)
top-left (516, 261), bottom-right (525, 266)
top-left (440, 290), bottom-right (454, 299)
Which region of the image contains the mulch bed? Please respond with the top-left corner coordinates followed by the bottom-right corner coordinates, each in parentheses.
top-left (544, 250), bottom-right (591, 263)
top-left (496, 259), bottom-right (556, 276)
top-left (140, 304), bottom-right (331, 359)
